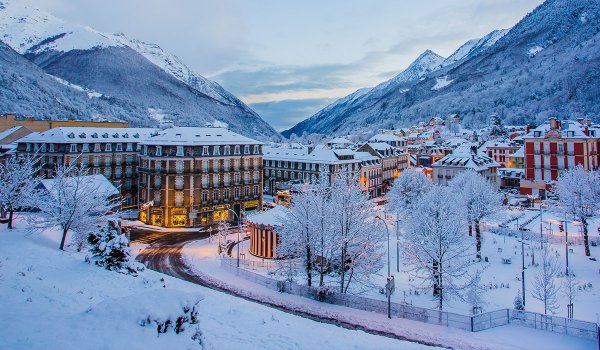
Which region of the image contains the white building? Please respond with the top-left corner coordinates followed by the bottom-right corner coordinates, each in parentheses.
top-left (432, 145), bottom-right (499, 186)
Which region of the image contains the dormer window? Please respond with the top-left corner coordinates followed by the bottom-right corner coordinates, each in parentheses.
top-left (26, 143), bottom-right (31, 152)
top-left (70, 144), bottom-right (77, 153)
top-left (244, 145), bottom-right (250, 154)
top-left (41, 144), bottom-right (46, 152)
top-left (116, 143), bottom-right (122, 151)
top-left (126, 143), bottom-right (133, 151)
top-left (177, 146), bottom-right (184, 157)
top-left (91, 133), bottom-right (98, 138)
top-left (49, 144), bottom-right (54, 153)
top-left (156, 146), bottom-right (162, 156)
top-left (202, 146), bottom-right (209, 156)
top-left (224, 146), bottom-right (231, 155)
top-left (105, 143), bottom-right (112, 152)
top-left (102, 133), bottom-right (109, 138)
top-left (82, 144), bottom-right (90, 152)
top-left (234, 145), bottom-right (241, 155)
top-left (68, 133), bottom-right (75, 139)
top-left (94, 143), bottom-right (101, 152)
top-left (213, 146), bottom-right (220, 156)
top-left (253, 145), bottom-right (259, 154)
top-left (534, 131), bottom-right (541, 137)
top-left (123, 133), bottom-right (129, 138)
top-left (79, 133), bottom-right (86, 139)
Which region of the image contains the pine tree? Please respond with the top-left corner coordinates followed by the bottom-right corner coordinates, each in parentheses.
top-left (87, 220), bottom-right (143, 275)
top-left (514, 290), bottom-right (525, 310)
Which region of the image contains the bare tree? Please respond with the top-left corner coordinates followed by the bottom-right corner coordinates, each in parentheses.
top-left (32, 162), bottom-right (120, 250)
top-left (562, 267), bottom-right (579, 318)
top-left (531, 243), bottom-right (562, 315)
top-left (403, 185), bottom-right (482, 310)
top-left (0, 154), bottom-right (42, 229)
top-left (555, 165), bottom-right (600, 256)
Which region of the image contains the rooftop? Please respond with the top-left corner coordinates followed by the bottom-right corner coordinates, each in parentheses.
top-left (18, 127), bottom-right (155, 144)
top-left (141, 127), bottom-right (262, 146)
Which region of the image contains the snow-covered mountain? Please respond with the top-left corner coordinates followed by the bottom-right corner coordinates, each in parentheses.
top-left (284, 0), bottom-right (600, 137)
top-left (0, 0), bottom-right (279, 139)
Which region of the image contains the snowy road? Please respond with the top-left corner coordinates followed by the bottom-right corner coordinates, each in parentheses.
top-left (132, 230), bottom-right (448, 349)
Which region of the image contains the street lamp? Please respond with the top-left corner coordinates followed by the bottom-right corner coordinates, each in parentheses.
top-left (226, 207), bottom-right (244, 268)
top-left (375, 214), bottom-right (392, 319)
top-left (516, 218), bottom-right (527, 308)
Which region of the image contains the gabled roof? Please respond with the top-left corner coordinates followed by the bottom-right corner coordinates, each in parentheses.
top-left (369, 133), bottom-right (403, 142)
top-left (433, 146), bottom-right (499, 171)
top-left (141, 127), bottom-right (261, 146)
top-left (264, 146), bottom-right (359, 165)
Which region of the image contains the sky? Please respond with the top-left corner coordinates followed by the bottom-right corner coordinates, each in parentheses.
top-left (29, 0), bottom-right (544, 131)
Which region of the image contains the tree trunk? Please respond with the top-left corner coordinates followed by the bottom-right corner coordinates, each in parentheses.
top-left (340, 245), bottom-right (346, 293)
top-left (59, 227), bottom-right (68, 251)
top-left (7, 209), bottom-right (14, 229)
top-left (475, 219), bottom-right (481, 259)
top-left (582, 217), bottom-right (590, 257)
top-left (438, 263), bottom-right (443, 311)
top-left (306, 245), bottom-right (312, 287)
top-left (344, 267), bottom-right (354, 294)
top-left (468, 223), bottom-right (472, 237)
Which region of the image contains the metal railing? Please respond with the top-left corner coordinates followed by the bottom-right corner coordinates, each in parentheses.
top-left (220, 258), bottom-right (599, 340)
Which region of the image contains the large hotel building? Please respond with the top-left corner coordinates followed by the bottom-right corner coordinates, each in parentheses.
top-left (137, 127), bottom-right (263, 228)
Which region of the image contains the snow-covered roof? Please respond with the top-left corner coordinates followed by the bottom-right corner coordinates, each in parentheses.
top-left (0, 126), bottom-right (25, 142)
top-left (498, 168), bottom-right (524, 179)
top-left (40, 174), bottom-right (119, 199)
top-left (264, 146), bottom-right (359, 165)
top-left (523, 120), bottom-right (591, 140)
top-left (511, 146), bottom-right (525, 158)
top-left (479, 140), bottom-right (517, 150)
top-left (19, 127), bottom-right (155, 144)
top-left (368, 133), bottom-right (403, 142)
top-left (433, 146), bottom-right (499, 171)
top-left (141, 127), bottom-right (261, 146)
top-left (327, 137), bottom-right (352, 144)
top-left (247, 206), bottom-right (287, 226)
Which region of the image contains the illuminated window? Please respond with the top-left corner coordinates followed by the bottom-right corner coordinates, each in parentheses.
top-left (175, 192), bottom-right (184, 207)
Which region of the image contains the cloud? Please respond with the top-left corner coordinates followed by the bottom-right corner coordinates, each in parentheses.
top-left (249, 98), bottom-right (335, 132)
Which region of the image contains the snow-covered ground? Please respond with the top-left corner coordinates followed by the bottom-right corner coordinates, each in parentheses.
top-left (183, 238), bottom-right (597, 350)
top-left (0, 217), bottom-right (436, 350)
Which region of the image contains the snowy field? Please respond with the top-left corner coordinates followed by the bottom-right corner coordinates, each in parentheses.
top-left (0, 216), bottom-right (438, 350)
top-left (220, 206), bottom-right (600, 322)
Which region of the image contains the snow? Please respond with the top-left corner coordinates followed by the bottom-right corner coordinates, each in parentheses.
top-left (142, 127), bottom-right (262, 146)
top-left (0, 216), bottom-right (434, 350)
top-left (0, 126), bottom-right (24, 141)
top-left (247, 206), bottom-right (287, 226)
top-left (528, 46), bottom-right (544, 57)
top-left (432, 76), bottom-right (454, 90)
top-left (49, 74), bottom-right (104, 99)
top-left (40, 174), bottom-right (119, 199)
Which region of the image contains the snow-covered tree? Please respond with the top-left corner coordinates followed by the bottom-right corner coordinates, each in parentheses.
top-left (531, 243), bottom-right (562, 315)
top-left (513, 290), bottom-right (525, 310)
top-left (386, 169), bottom-right (430, 218)
top-left (87, 220), bottom-right (144, 275)
top-left (329, 174), bottom-right (385, 293)
top-left (277, 189), bottom-right (317, 287)
top-left (216, 220), bottom-right (230, 254)
top-left (403, 185), bottom-right (482, 310)
top-left (310, 173), bottom-right (336, 287)
top-left (555, 165), bottom-right (600, 256)
top-left (0, 154), bottom-right (42, 229)
top-left (32, 162), bottom-right (120, 250)
top-left (450, 171), bottom-right (501, 258)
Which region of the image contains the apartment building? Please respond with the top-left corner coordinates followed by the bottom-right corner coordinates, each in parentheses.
top-left (431, 145), bottom-right (499, 186)
top-left (520, 118), bottom-right (599, 198)
top-left (137, 127), bottom-right (263, 228)
top-left (15, 127), bottom-right (154, 207)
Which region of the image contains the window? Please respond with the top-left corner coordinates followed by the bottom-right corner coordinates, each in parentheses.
top-left (253, 145), bottom-right (259, 154)
top-left (155, 160), bottom-right (161, 171)
top-left (224, 159), bottom-right (229, 170)
top-left (213, 146), bottom-right (220, 156)
top-left (93, 168), bottom-right (100, 175)
top-left (40, 144), bottom-right (46, 152)
top-left (177, 146), bottom-right (184, 156)
top-left (126, 143), bottom-right (133, 151)
top-left (234, 187), bottom-right (239, 199)
top-left (224, 174), bottom-right (230, 186)
top-left (105, 167), bottom-right (111, 177)
top-left (143, 145), bottom-right (148, 155)
top-left (224, 188), bottom-right (229, 200)
top-left (202, 161), bottom-right (209, 172)
top-left (214, 174), bottom-right (220, 187)
top-left (176, 160), bottom-right (184, 174)
top-left (126, 155), bottom-right (133, 165)
top-left (94, 143), bottom-right (101, 152)
top-left (214, 160), bottom-right (220, 172)
top-left (234, 145), bottom-right (241, 155)
top-left (175, 192), bottom-right (184, 207)
top-left (116, 143), bottom-right (123, 152)
top-left (244, 187), bottom-right (250, 197)
top-left (83, 144), bottom-right (90, 152)
top-left (93, 156), bottom-right (100, 166)
top-left (175, 176), bottom-right (184, 190)
top-left (202, 191), bottom-right (208, 203)
top-left (235, 173), bottom-right (240, 184)
top-left (81, 157), bottom-right (89, 167)
top-left (202, 146), bottom-right (209, 156)
top-left (125, 179), bottom-right (132, 190)
top-left (105, 143), bottom-right (112, 152)
top-left (154, 176), bottom-right (161, 188)
top-left (213, 191), bottom-right (219, 201)
top-left (26, 143), bottom-right (31, 152)
top-left (244, 172), bottom-right (249, 183)
top-left (253, 185), bottom-right (259, 196)
top-left (126, 166), bottom-right (132, 178)
top-left (70, 144), bottom-right (77, 153)
top-left (156, 146), bottom-right (162, 156)
top-left (115, 154), bottom-right (122, 164)
top-left (49, 144), bottom-right (55, 153)
top-left (244, 145), bottom-right (250, 154)
top-left (115, 167), bottom-right (122, 178)
top-left (254, 172), bottom-right (259, 182)
top-left (224, 146), bottom-right (231, 155)
top-left (154, 191), bottom-right (161, 204)
top-left (202, 175), bottom-right (209, 188)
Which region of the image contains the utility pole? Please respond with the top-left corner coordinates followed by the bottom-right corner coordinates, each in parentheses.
top-left (564, 215), bottom-right (569, 276)
top-left (376, 215), bottom-right (392, 319)
top-left (518, 217), bottom-right (526, 307)
top-left (396, 216), bottom-right (400, 273)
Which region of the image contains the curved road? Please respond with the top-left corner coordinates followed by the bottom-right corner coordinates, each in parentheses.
top-left (132, 229), bottom-right (446, 349)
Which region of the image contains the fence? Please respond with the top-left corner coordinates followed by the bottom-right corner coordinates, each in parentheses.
top-left (221, 258), bottom-right (599, 341)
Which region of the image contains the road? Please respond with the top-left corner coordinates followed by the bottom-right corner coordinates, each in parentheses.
top-left (131, 228), bottom-right (446, 349)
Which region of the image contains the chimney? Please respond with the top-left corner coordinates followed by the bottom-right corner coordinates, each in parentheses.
top-left (576, 117), bottom-right (584, 125)
top-left (549, 117), bottom-right (558, 130)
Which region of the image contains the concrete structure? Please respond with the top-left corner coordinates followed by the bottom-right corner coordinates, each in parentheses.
top-left (357, 142), bottom-right (408, 193)
top-left (368, 133), bottom-right (407, 148)
top-left (0, 113), bottom-right (128, 133)
top-left (520, 118), bottom-right (599, 198)
top-left (137, 127), bottom-right (263, 228)
top-left (479, 140), bottom-right (521, 167)
top-left (355, 151), bottom-right (383, 198)
top-left (247, 206), bottom-right (286, 259)
top-left (16, 127), bottom-right (154, 208)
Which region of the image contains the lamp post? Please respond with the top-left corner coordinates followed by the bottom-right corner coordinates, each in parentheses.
top-left (516, 218), bottom-right (526, 307)
top-left (376, 214), bottom-right (392, 319)
top-left (226, 207), bottom-right (243, 268)
top-left (396, 216), bottom-right (400, 273)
